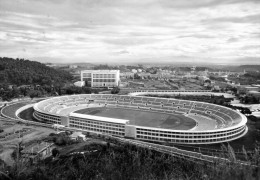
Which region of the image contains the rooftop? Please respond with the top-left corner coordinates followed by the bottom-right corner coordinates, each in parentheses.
top-left (248, 91), bottom-right (260, 94)
top-left (70, 112), bottom-right (129, 124)
top-left (81, 70), bottom-right (120, 73)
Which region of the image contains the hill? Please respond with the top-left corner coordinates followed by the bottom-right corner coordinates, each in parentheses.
top-left (218, 65), bottom-right (260, 72)
top-left (0, 57), bottom-right (72, 86)
top-left (239, 65), bottom-right (260, 72)
top-left (0, 138), bottom-right (259, 180)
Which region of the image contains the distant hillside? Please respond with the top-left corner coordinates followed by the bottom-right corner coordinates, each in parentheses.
top-left (176, 66), bottom-right (213, 71)
top-left (218, 65), bottom-right (260, 72)
top-left (239, 65), bottom-right (260, 72)
top-left (0, 57), bottom-right (73, 86)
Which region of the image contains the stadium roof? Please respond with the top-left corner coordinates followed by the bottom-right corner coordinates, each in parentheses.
top-left (70, 112), bottom-right (129, 124)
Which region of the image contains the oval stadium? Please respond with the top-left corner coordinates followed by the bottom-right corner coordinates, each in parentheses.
top-left (33, 94), bottom-right (248, 144)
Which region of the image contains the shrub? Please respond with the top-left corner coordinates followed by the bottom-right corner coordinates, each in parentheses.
top-left (52, 148), bottom-right (60, 157)
top-left (111, 87), bottom-right (120, 94)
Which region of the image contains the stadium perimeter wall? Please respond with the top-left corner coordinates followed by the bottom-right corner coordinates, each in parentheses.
top-left (33, 94), bottom-right (248, 144)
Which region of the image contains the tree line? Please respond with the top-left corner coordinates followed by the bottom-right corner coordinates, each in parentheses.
top-left (0, 57), bottom-right (72, 86)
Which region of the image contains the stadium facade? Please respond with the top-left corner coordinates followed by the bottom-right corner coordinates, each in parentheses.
top-left (81, 70), bottom-right (120, 88)
top-left (33, 93), bottom-right (247, 144)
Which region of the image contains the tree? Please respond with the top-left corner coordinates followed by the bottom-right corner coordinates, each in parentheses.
top-left (52, 148), bottom-right (60, 157)
top-left (205, 79), bottom-right (211, 84)
top-left (111, 87), bottom-right (120, 94)
top-left (0, 57), bottom-right (72, 86)
top-left (55, 136), bottom-right (66, 145)
top-left (82, 86), bottom-right (92, 94)
top-left (11, 141), bottom-right (23, 160)
top-left (134, 73), bottom-right (141, 79)
top-left (28, 90), bottom-right (42, 98)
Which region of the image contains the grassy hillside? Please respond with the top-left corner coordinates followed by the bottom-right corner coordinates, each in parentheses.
top-left (0, 57), bottom-right (72, 86)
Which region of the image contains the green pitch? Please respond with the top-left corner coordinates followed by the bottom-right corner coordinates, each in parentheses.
top-left (75, 107), bottom-right (196, 130)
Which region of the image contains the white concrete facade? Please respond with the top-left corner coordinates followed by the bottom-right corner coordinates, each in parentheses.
top-left (81, 70), bottom-right (120, 88)
top-left (33, 93), bottom-right (248, 145)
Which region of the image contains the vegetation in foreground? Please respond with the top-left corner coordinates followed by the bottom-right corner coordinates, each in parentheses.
top-left (0, 135), bottom-right (260, 180)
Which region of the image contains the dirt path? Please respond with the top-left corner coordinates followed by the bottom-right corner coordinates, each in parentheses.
top-left (0, 120), bottom-right (56, 166)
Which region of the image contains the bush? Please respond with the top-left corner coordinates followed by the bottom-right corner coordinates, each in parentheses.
top-left (48, 133), bottom-right (75, 146)
top-left (52, 148), bottom-right (60, 157)
top-left (111, 87), bottom-right (120, 94)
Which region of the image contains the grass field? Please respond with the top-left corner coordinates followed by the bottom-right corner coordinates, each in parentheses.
top-left (75, 107), bottom-right (196, 130)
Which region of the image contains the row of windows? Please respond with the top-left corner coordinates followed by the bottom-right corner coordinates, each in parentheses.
top-left (93, 79), bottom-right (116, 82)
top-left (70, 122), bottom-right (124, 132)
top-left (82, 73), bottom-right (92, 78)
top-left (92, 83), bottom-right (117, 85)
top-left (136, 126), bottom-right (244, 135)
top-left (34, 111), bottom-right (60, 124)
top-left (35, 111), bottom-right (60, 121)
top-left (82, 78), bottom-right (91, 81)
top-left (46, 119), bottom-right (60, 124)
top-left (136, 130), bottom-right (245, 143)
top-left (70, 124), bottom-right (124, 136)
top-left (132, 90), bottom-right (211, 93)
top-left (70, 117), bottom-right (125, 128)
top-left (136, 127), bottom-right (244, 138)
top-left (93, 74), bottom-right (116, 78)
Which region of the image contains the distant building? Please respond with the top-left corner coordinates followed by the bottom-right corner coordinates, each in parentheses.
top-left (70, 132), bottom-right (87, 141)
top-left (191, 66), bottom-right (196, 71)
top-left (198, 76), bottom-right (209, 81)
top-left (138, 72), bottom-right (152, 79)
top-left (132, 69), bottom-right (137, 73)
top-left (81, 70), bottom-right (120, 88)
top-left (238, 85), bottom-right (260, 98)
top-left (69, 65), bottom-right (78, 69)
top-left (238, 85), bottom-right (260, 94)
top-left (213, 85), bottom-right (220, 91)
top-left (247, 91), bottom-right (260, 98)
top-left (120, 72), bottom-right (134, 79)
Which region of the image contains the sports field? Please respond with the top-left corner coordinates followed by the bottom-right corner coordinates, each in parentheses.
top-left (75, 107), bottom-right (196, 130)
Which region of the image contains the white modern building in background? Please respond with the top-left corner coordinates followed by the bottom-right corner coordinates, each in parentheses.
top-left (81, 70), bottom-right (120, 88)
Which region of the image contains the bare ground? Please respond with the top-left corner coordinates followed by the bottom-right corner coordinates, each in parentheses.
top-left (0, 120), bottom-right (56, 166)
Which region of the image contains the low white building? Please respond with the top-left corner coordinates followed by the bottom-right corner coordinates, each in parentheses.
top-left (74, 81), bottom-right (85, 87)
top-left (132, 69), bottom-right (137, 73)
top-left (70, 132), bottom-right (87, 141)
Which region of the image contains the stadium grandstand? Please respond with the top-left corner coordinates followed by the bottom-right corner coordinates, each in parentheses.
top-left (33, 94), bottom-right (247, 144)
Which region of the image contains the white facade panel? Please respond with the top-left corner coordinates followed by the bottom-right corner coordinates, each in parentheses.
top-left (81, 70), bottom-right (120, 88)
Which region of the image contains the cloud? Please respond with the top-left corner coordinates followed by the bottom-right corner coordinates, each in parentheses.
top-left (0, 0), bottom-right (259, 64)
top-left (227, 38), bottom-right (239, 43)
top-left (111, 50), bottom-right (130, 56)
top-left (202, 14), bottom-right (260, 24)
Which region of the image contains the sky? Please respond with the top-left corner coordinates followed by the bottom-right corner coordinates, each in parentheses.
top-left (0, 0), bottom-right (260, 65)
